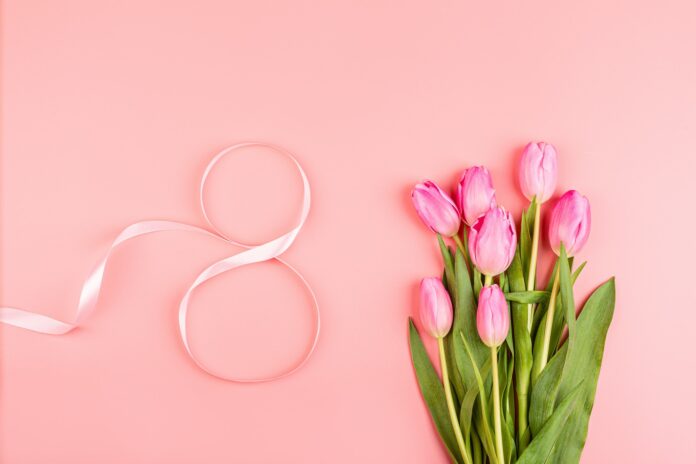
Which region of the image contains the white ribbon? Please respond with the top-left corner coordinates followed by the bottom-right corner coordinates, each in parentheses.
top-left (0, 142), bottom-right (320, 382)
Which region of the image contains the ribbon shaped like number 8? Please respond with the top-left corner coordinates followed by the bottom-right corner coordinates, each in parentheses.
top-left (0, 142), bottom-right (320, 382)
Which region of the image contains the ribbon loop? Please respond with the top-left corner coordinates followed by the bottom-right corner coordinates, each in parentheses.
top-left (0, 142), bottom-right (320, 382)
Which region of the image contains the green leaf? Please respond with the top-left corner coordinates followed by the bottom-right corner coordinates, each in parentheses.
top-left (529, 342), bottom-right (566, 435)
top-left (517, 381), bottom-right (584, 464)
top-left (501, 276), bottom-right (514, 355)
top-left (460, 332), bottom-right (498, 464)
top-left (498, 272), bottom-right (507, 292)
top-left (500, 348), bottom-right (516, 463)
top-left (503, 291), bottom-right (549, 304)
top-left (547, 278), bottom-right (616, 463)
top-left (546, 301), bottom-right (566, 360)
top-left (508, 250), bottom-right (533, 452)
top-left (461, 227), bottom-right (474, 277)
top-left (531, 260), bottom-right (560, 338)
top-left (459, 357), bottom-right (491, 437)
top-left (408, 319), bottom-right (463, 463)
top-left (471, 429), bottom-right (483, 464)
top-left (549, 258), bottom-right (587, 354)
top-left (549, 260), bottom-right (588, 352)
top-left (557, 245), bottom-right (576, 355)
top-left (531, 259), bottom-right (586, 340)
top-left (452, 248), bottom-right (488, 395)
top-left (473, 268), bottom-right (483, 299)
top-left (519, 198), bottom-right (537, 278)
top-left (530, 247), bottom-right (574, 382)
top-left (438, 234), bottom-right (457, 300)
top-left (438, 235), bottom-right (465, 404)
top-left (473, 402), bottom-right (497, 463)
top-left (529, 245), bottom-right (575, 427)
top-left (571, 261), bottom-right (587, 282)
top-left (529, 278), bottom-right (616, 461)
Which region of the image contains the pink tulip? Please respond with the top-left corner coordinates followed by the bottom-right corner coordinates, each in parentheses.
top-left (468, 207), bottom-right (517, 276)
top-left (518, 142), bottom-right (558, 203)
top-left (548, 190), bottom-right (591, 257)
top-left (476, 285), bottom-right (510, 348)
top-left (412, 181), bottom-right (461, 237)
top-left (419, 278), bottom-right (454, 339)
top-left (456, 166), bottom-right (497, 226)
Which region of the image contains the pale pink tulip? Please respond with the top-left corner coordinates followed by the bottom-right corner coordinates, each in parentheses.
top-left (548, 190), bottom-right (591, 257)
top-left (412, 181), bottom-right (461, 237)
top-left (456, 166), bottom-right (497, 226)
top-left (518, 142), bottom-right (558, 203)
top-left (476, 285), bottom-right (510, 348)
top-left (468, 207), bottom-right (517, 276)
top-left (419, 278), bottom-right (453, 339)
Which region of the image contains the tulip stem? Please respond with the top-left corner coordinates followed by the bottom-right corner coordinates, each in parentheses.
top-left (438, 337), bottom-right (472, 464)
top-left (453, 234), bottom-right (466, 256)
top-left (526, 200), bottom-right (541, 332)
top-left (490, 346), bottom-right (505, 464)
top-left (537, 266), bottom-right (560, 376)
top-left (460, 228), bottom-right (472, 271)
top-left (484, 275), bottom-right (493, 287)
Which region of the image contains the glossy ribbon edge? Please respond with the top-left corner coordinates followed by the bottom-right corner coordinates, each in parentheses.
top-left (0, 142), bottom-right (320, 383)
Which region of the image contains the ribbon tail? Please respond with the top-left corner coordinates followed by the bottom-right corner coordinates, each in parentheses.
top-left (0, 220), bottom-right (220, 335)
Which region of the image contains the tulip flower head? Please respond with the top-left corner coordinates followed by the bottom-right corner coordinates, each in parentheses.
top-left (518, 142), bottom-right (558, 203)
top-left (468, 207), bottom-right (517, 276)
top-left (419, 277), bottom-right (453, 339)
top-left (456, 166), bottom-right (497, 226)
top-left (548, 190), bottom-right (591, 257)
top-left (476, 285), bottom-right (510, 348)
top-left (411, 181), bottom-right (461, 237)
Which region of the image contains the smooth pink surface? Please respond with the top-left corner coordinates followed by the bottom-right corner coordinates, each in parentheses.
top-left (412, 181), bottom-right (461, 237)
top-left (548, 189), bottom-right (592, 258)
top-left (518, 142), bottom-right (558, 204)
top-left (419, 278), bottom-right (453, 339)
top-left (468, 206), bottom-right (517, 277)
top-left (456, 166), bottom-right (496, 227)
top-left (476, 285), bottom-right (509, 349)
top-left (1, 1), bottom-right (694, 462)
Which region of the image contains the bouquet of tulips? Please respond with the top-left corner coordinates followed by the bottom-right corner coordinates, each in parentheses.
top-left (408, 142), bottom-right (615, 464)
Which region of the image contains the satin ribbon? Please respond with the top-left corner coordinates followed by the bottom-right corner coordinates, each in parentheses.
top-left (0, 142), bottom-right (320, 382)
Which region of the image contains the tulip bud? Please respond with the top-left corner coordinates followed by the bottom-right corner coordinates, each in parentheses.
top-left (468, 207), bottom-right (517, 276)
top-left (411, 181), bottom-right (461, 237)
top-left (456, 166), bottom-right (497, 226)
top-left (419, 277), bottom-right (453, 339)
top-left (548, 190), bottom-right (591, 257)
top-left (476, 285), bottom-right (510, 348)
top-left (518, 142), bottom-right (558, 203)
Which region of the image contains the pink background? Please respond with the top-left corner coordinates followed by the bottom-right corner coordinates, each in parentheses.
top-left (2, 1), bottom-right (695, 462)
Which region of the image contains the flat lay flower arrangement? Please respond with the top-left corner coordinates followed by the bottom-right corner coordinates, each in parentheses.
top-left (409, 142), bottom-right (615, 464)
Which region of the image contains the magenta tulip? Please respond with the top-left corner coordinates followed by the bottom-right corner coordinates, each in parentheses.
top-left (419, 278), bottom-right (453, 339)
top-left (412, 181), bottom-right (461, 237)
top-left (476, 285), bottom-right (510, 348)
top-left (548, 190), bottom-right (591, 257)
top-left (456, 166), bottom-right (497, 226)
top-left (468, 207), bottom-right (517, 276)
top-left (518, 142), bottom-right (558, 203)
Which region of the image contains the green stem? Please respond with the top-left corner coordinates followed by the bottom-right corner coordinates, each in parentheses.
top-left (438, 337), bottom-right (472, 464)
top-left (536, 267), bottom-right (560, 377)
top-left (517, 200), bottom-right (541, 451)
top-left (472, 429), bottom-right (482, 464)
top-left (453, 234), bottom-right (466, 256)
top-left (518, 391), bottom-right (530, 452)
top-left (461, 228), bottom-right (472, 269)
top-left (484, 274), bottom-right (493, 287)
top-left (490, 346), bottom-right (505, 464)
top-left (526, 201), bottom-right (541, 332)
top-left (459, 332), bottom-right (499, 464)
